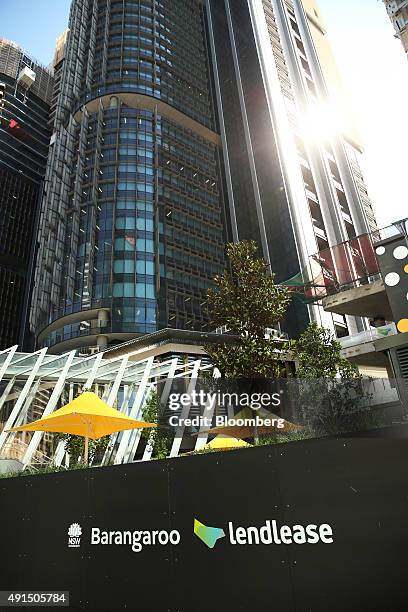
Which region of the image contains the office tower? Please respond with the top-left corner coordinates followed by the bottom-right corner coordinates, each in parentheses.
top-left (383, 0), bottom-right (408, 55)
top-left (301, 0), bottom-right (377, 234)
top-left (206, 0), bottom-right (376, 338)
top-left (31, 0), bottom-right (229, 354)
top-left (31, 0), bottom-right (376, 354)
top-left (0, 39), bottom-right (53, 350)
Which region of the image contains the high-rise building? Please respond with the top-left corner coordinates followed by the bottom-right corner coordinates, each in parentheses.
top-left (301, 0), bottom-right (377, 233)
top-left (207, 0), bottom-right (375, 338)
top-left (31, 0), bottom-right (375, 354)
top-left (383, 0), bottom-right (408, 55)
top-left (0, 39), bottom-right (53, 350)
top-left (30, 0), bottom-right (229, 354)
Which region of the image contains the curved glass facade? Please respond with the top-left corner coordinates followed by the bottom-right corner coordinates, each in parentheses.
top-left (86, 0), bottom-right (215, 129)
top-left (32, 0), bottom-right (228, 351)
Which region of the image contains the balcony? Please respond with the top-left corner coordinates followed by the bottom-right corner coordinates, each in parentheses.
top-left (38, 305), bottom-right (111, 343)
top-left (339, 324), bottom-right (397, 350)
top-left (305, 188), bottom-right (318, 203)
top-left (306, 218), bottom-right (407, 299)
top-left (281, 218), bottom-right (408, 307)
top-left (338, 322), bottom-right (407, 371)
top-left (322, 278), bottom-right (392, 320)
top-left (395, 0), bottom-right (408, 14)
top-left (385, 0), bottom-right (408, 13)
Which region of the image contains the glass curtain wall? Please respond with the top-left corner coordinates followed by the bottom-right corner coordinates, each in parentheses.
top-left (34, 0), bottom-right (228, 352)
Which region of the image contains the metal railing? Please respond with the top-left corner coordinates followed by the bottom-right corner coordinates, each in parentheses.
top-left (339, 324), bottom-right (397, 350)
top-left (303, 218), bottom-right (408, 301)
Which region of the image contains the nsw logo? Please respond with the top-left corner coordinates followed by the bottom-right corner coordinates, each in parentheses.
top-left (68, 523), bottom-right (82, 548)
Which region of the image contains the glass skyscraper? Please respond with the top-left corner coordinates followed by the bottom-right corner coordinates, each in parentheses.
top-left (31, 0), bottom-right (376, 354)
top-left (207, 0), bottom-right (376, 337)
top-left (31, 0), bottom-right (229, 353)
top-left (0, 39), bottom-right (53, 350)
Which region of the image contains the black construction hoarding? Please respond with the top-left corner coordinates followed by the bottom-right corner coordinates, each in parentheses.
top-left (1, 433), bottom-right (408, 611)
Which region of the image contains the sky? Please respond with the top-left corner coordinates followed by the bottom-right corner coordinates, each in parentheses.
top-left (318, 0), bottom-right (408, 227)
top-left (0, 0), bottom-right (406, 228)
top-left (0, 0), bottom-right (71, 67)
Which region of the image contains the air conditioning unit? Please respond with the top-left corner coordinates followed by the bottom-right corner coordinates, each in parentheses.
top-left (17, 67), bottom-right (36, 90)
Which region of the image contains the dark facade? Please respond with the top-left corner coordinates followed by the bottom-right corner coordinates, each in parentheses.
top-left (206, 0), bottom-right (374, 338)
top-left (32, 0), bottom-right (229, 354)
top-left (0, 39), bottom-right (53, 350)
top-left (207, 0), bottom-right (309, 336)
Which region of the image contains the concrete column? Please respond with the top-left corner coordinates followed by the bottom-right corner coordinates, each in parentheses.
top-left (97, 309), bottom-right (109, 328)
top-left (96, 335), bottom-right (108, 351)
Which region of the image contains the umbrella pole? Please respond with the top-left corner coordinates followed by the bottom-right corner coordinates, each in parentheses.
top-left (84, 431), bottom-right (89, 466)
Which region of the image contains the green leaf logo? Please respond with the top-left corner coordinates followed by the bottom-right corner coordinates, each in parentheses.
top-left (194, 518), bottom-right (225, 549)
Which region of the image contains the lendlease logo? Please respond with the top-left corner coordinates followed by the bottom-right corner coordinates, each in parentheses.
top-left (194, 518), bottom-right (334, 548)
top-left (194, 519), bottom-right (225, 548)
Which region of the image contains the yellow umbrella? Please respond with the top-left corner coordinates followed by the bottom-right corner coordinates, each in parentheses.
top-left (203, 407), bottom-right (303, 440)
top-left (7, 391), bottom-right (156, 464)
top-left (201, 435), bottom-right (251, 451)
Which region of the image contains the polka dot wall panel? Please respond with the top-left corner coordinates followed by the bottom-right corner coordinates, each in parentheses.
top-left (375, 236), bottom-right (408, 334)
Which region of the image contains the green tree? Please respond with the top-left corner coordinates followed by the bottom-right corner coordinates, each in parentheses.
top-left (296, 322), bottom-right (359, 379)
top-left (141, 389), bottom-right (171, 459)
top-left (57, 433), bottom-right (109, 465)
top-left (292, 322), bottom-right (372, 435)
top-left (205, 240), bottom-right (291, 378)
